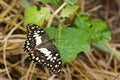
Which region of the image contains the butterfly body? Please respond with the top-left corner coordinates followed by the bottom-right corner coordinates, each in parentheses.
top-left (23, 24), bottom-right (62, 74)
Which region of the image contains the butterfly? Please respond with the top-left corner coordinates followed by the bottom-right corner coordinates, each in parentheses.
top-left (23, 24), bottom-right (62, 74)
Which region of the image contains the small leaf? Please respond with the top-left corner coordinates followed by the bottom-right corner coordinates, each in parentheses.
top-left (37, 0), bottom-right (60, 5)
top-left (60, 5), bottom-right (79, 18)
top-left (75, 14), bottom-right (91, 29)
top-left (24, 6), bottom-right (50, 26)
top-left (64, 0), bottom-right (78, 4)
top-left (90, 19), bottom-right (111, 44)
top-left (74, 14), bottom-right (111, 45)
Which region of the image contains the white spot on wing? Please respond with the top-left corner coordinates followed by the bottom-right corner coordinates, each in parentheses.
top-left (35, 36), bottom-right (42, 45)
top-left (53, 57), bottom-right (56, 60)
top-left (32, 56), bottom-right (35, 59)
top-left (29, 38), bottom-right (31, 40)
top-left (41, 30), bottom-right (44, 33)
top-left (50, 58), bottom-right (53, 61)
top-left (42, 59), bottom-right (44, 62)
top-left (47, 54), bottom-right (52, 60)
top-left (31, 27), bottom-right (34, 29)
top-left (55, 65), bottom-right (58, 68)
top-left (58, 62), bottom-right (61, 64)
top-left (52, 60), bottom-right (55, 63)
top-left (26, 46), bottom-right (28, 48)
top-left (38, 48), bottom-right (51, 57)
top-left (47, 64), bottom-right (49, 66)
top-left (56, 53), bottom-right (59, 56)
top-left (36, 26), bottom-right (39, 28)
top-left (33, 33), bottom-right (42, 46)
top-left (38, 60), bottom-right (41, 63)
top-left (36, 57), bottom-right (39, 60)
top-left (37, 31), bottom-right (40, 33)
top-left (28, 48), bottom-right (30, 50)
top-left (50, 65), bottom-right (52, 67)
top-left (57, 58), bottom-right (61, 61)
top-left (31, 53), bottom-right (34, 56)
top-left (58, 69), bottom-right (60, 72)
top-left (27, 42), bottom-right (30, 45)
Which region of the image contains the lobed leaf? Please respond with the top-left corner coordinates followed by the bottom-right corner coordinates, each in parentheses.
top-left (24, 6), bottom-right (50, 27)
top-left (45, 14), bottom-right (111, 63)
top-left (45, 27), bottom-right (90, 63)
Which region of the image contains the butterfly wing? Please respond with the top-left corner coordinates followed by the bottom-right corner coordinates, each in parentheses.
top-left (23, 24), bottom-right (49, 52)
top-left (23, 24), bottom-right (62, 74)
top-left (37, 43), bottom-right (62, 74)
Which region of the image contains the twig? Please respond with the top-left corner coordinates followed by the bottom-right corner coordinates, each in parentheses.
top-left (29, 63), bottom-right (36, 80)
top-left (87, 5), bottom-right (102, 13)
top-left (91, 69), bottom-right (119, 76)
top-left (113, 75), bottom-right (120, 80)
top-left (81, 0), bottom-right (85, 12)
top-left (0, 0), bottom-right (17, 18)
top-left (48, 74), bottom-right (57, 80)
top-left (0, 34), bottom-right (26, 40)
top-left (3, 21), bottom-right (23, 80)
top-left (3, 21), bottom-right (23, 42)
top-left (91, 43), bottom-right (120, 61)
top-left (24, 61), bottom-right (34, 80)
top-left (105, 0), bottom-right (109, 20)
top-left (6, 34), bottom-right (26, 38)
top-left (47, 2), bottom-right (67, 28)
top-left (0, 39), bottom-right (25, 43)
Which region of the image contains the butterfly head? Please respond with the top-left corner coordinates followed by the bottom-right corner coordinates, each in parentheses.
top-left (26, 24), bottom-right (39, 32)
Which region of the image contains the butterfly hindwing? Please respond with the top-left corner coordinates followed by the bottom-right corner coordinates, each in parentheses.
top-left (36, 42), bottom-right (62, 74)
top-left (23, 24), bottom-right (62, 74)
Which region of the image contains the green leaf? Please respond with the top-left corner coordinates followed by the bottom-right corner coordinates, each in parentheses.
top-left (64, 0), bottom-right (78, 4)
top-left (75, 14), bottom-right (91, 29)
top-left (37, 0), bottom-right (60, 5)
top-left (74, 14), bottom-right (111, 45)
top-left (60, 5), bottom-right (79, 18)
top-left (44, 14), bottom-right (111, 64)
top-left (24, 6), bottom-right (50, 27)
top-left (74, 15), bottom-right (92, 42)
top-left (45, 27), bottom-right (90, 63)
top-left (90, 19), bottom-right (111, 44)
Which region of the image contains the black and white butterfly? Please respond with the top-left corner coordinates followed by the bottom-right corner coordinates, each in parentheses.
top-left (23, 24), bottom-right (62, 74)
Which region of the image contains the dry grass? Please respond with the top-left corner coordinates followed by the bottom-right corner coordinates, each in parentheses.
top-left (0, 0), bottom-right (120, 80)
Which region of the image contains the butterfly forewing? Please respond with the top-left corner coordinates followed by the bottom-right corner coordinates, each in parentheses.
top-left (23, 24), bottom-right (62, 74)
top-left (24, 24), bottom-right (49, 51)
